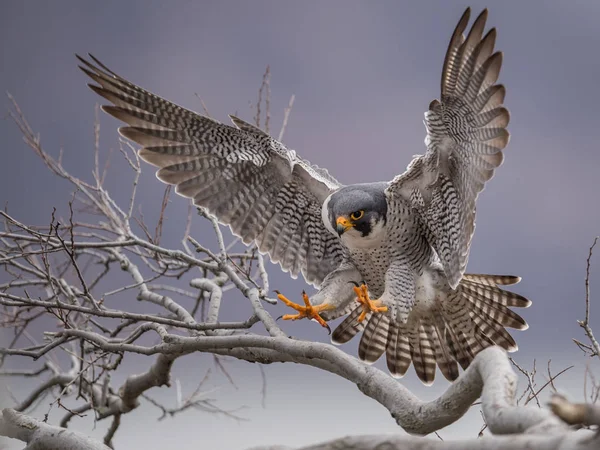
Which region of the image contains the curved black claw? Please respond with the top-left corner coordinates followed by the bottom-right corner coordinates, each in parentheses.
top-left (348, 280), bottom-right (361, 287)
top-left (275, 315), bottom-right (284, 322)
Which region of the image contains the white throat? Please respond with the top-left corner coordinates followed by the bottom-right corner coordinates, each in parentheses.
top-left (340, 219), bottom-right (387, 249)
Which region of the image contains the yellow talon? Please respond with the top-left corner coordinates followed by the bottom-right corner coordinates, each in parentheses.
top-left (275, 290), bottom-right (334, 332)
top-left (352, 283), bottom-right (388, 323)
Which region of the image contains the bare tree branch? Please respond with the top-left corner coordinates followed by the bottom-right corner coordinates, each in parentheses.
top-left (579, 237), bottom-right (600, 359)
top-left (278, 94), bottom-right (295, 142)
top-left (248, 428), bottom-right (599, 450)
top-left (0, 409), bottom-right (110, 450)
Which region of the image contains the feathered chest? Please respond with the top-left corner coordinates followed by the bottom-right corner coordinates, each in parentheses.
top-left (347, 247), bottom-right (392, 297)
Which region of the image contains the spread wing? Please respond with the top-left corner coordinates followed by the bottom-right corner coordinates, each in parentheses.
top-left (77, 55), bottom-right (345, 286)
top-left (386, 8), bottom-right (509, 288)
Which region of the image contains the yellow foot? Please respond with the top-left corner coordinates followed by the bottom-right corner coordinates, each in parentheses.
top-left (352, 282), bottom-right (388, 323)
top-left (274, 290), bottom-right (335, 334)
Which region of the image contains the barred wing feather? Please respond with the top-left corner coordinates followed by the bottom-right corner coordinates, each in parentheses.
top-left (77, 55), bottom-right (345, 286)
top-left (386, 8), bottom-right (509, 289)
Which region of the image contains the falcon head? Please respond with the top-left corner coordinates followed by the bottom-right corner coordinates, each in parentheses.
top-left (322, 183), bottom-right (388, 248)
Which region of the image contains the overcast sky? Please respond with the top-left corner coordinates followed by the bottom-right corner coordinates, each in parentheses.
top-left (1, 1), bottom-right (600, 449)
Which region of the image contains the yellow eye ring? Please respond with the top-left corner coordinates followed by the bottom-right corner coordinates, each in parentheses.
top-left (350, 210), bottom-right (364, 221)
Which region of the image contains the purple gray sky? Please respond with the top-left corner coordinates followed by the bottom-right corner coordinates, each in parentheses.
top-left (1, 1), bottom-right (600, 448)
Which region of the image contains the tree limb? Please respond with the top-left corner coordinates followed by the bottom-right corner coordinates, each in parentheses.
top-left (0, 409), bottom-right (110, 450)
top-left (248, 430), bottom-right (599, 450)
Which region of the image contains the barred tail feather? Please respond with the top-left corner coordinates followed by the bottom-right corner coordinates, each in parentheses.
top-left (408, 324), bottom-right (437, 385)
top-left (331, 273), bottom-right (530, 384)
top-left (331, 307), bottom-right (370, 345)
top-left (442, 273), bottom-right (527, 370)
top-left (445, 327), bottom-right (473, 370)
top-left (470, 311), bottom-right (518, 351)
top-left (461, 281), bottom-right (531, 308)
top-left (386, 323), bottom-right (412, 378)
top-left (462, 273), bottom-right (521, 286)
top-left (463, 288), bottom-right (528, 330)
top-left (358, 314), bottom-right (390, 363)
top-left (427, 321), bottom-right (459, 382)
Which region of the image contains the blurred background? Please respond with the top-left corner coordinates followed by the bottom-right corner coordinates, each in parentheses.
top-left (1, 0), bottom-right (599, 448)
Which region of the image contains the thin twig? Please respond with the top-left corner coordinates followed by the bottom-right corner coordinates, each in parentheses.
top-left (578, 237), bottom-right (600, 359)
top-left (278, 94), bottom-right (295, 142)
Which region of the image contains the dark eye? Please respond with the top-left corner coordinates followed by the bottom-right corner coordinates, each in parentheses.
top-left (350, 210), bottom-right (364, 221)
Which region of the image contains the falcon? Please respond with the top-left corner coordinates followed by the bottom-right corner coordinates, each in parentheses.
top-left (78, 7), bottom-right (531, 384)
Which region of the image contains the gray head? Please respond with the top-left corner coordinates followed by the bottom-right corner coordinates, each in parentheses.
top-left (322, 183), bottom-right (388, 245)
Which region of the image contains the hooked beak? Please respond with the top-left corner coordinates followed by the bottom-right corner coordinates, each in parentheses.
top-left (336, 216), bottom-right (353, 235)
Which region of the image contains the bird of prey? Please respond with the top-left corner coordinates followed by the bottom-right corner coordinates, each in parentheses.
top-left (78, 7), bottom-right (531, 384)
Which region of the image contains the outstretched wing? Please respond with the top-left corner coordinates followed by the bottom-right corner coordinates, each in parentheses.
top-left (77, 55), bottom-right (345, 286)
top-left (386, 8), bottom-right (509, 288)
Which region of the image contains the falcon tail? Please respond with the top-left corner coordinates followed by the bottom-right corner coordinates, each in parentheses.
top-left (331, 273), bottom-right (530, 385)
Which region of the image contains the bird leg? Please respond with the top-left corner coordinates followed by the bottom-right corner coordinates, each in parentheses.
top-left (275, 290), bottom-right (335, 333)
top-left (352, 282), bottom-right (388, 323)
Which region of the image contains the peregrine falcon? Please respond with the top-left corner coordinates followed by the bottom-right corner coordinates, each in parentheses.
top-left (78, 7), bottom-right (530, 384)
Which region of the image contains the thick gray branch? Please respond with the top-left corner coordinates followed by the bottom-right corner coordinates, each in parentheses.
top-left (98, 353), bottom-right (174, 418)
top-left (47, 328), bottom-right (565, 436)
top-left (249, 431), bottom-right (599, 450)
top-left (0, 409), bottom-right (110, 450)
top-left (207, 342), bottom-right (562, 435)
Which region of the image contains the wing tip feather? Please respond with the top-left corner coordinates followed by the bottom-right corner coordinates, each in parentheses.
top-left (441, 7), bottom-right (472, 95)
